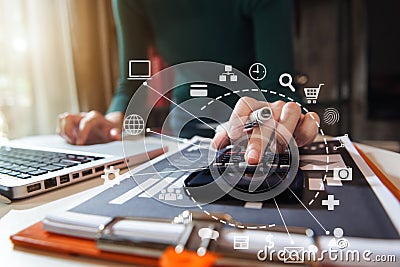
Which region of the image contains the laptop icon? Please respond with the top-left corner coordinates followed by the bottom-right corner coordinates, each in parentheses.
top-left (127, 60), bottom-right (151, 80)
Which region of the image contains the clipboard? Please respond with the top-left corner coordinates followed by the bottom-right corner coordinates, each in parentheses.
top-left (354, 145), bottom-right (400, 201)
top-left (11, 210), bottom-right (400, 267)
top-left (10, 221), bottom-right (159, 266)
top-left (11, 211), bottom-right (315, 267)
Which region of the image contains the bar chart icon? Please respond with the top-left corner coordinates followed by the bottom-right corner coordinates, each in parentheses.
top-left (190, 84), bottom-right (208, 97)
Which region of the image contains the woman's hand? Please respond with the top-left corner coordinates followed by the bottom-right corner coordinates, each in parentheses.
top-left (57, 111), bottom-right (123, 145)
top-left (212, 97), bottom-right (320, 164)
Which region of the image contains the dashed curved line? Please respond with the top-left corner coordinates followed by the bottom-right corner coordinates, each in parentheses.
top-left (186, 88), bottom-right (330, 229)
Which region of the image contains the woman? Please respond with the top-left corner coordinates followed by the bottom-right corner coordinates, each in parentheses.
top-left (58, 0), bottom-right (319, 164)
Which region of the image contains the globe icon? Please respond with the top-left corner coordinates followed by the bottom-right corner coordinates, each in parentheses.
top-left (123, 114), bottom-right (145, 135)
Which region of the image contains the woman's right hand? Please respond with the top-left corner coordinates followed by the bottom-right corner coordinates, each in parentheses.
top-left (57, 111), bottom-right (123, 145)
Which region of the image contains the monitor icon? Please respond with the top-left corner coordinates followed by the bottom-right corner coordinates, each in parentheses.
top-left (127, 59), bottom-right (151, 80)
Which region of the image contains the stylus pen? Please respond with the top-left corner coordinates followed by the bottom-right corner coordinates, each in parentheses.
top-left (244, 107), bottom-right (273, 129)
top-left (214, 107), bottom-right (273, 134)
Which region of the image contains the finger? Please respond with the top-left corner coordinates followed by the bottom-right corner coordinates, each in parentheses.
top-left (212, 130), bottom-right (230, 150)
top-left (228, 97), bottom-right (269, 140)
top-left (245, 118), bottom-right (274, 164)
top-left (58, 113), bottom-right (83, 144)
top-left (110, 128), bottom-right (122, 141)
top-left (276, 102), bottom-right (302, 147)
top-left (246, 100), bottom-right (286, 156)
top-left (76, 111), bottom-right (111, 145)
top-left (294, 112), bottom-right (320, 147)
top-left (269, 100), bottom-right (285, 121)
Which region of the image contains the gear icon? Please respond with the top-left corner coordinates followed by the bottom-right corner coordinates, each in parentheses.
top-left (101, 166), bottom-right (121, 187)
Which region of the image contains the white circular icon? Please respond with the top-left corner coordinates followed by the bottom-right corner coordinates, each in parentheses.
top-left (123, 114), bottom-right (145, 135)
top-left (249, 63), bottom-right (267, 81)
top-left (338, 168), bottom-right (349, 179)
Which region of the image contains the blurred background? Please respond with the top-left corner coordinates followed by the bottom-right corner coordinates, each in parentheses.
top-left (0, 0), bottom-right (399, 151)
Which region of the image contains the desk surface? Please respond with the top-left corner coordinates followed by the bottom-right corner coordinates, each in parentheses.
top-left (1, 135), bottom-right (399, 267)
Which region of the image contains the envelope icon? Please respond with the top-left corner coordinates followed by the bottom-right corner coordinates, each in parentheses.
top-left (283, 246), bottom-right (305, 263)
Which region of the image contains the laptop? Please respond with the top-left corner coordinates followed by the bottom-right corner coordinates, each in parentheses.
top-left (0, 135), bottom-right (165, 200)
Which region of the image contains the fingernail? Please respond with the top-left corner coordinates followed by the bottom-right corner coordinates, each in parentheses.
top-left (246, 149), bottom-right (259, 162)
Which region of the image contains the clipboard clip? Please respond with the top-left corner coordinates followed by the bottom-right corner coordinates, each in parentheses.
top-left (96, 211), bottom-right (234, 258)
top-left (96, 210), bottom-right (315, 266)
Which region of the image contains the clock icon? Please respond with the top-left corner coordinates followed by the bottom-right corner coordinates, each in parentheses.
top-left (249, 63), bottom-right (267, 81)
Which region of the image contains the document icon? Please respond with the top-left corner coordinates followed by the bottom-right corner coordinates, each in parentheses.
top-left (283, 246), bottom-right (305, 263)
top-left (233, 236), bottom-right (249, 250)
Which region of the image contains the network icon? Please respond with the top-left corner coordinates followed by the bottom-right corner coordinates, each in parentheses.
top-left (219, 65), bottom-right (238, 82)
top-left (158, 187), bottom-right (183, 201)
top-left (123, 114), bottom-right (145, 136)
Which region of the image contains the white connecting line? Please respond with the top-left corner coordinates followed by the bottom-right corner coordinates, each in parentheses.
top-left (143, 81), bottom-right (329, 236)
top-left (273, 198), bottom-right (294, 244)
top-left (287, 187), bottom-right (329, 234)
top-left (143, 82), bottom-right (216, 132)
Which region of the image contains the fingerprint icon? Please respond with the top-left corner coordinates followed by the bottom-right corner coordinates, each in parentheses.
top-left (323, 108), bottom-right (340, 125)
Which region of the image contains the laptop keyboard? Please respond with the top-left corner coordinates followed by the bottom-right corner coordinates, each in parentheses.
top-left (0, 147), bottom-right (104, 179)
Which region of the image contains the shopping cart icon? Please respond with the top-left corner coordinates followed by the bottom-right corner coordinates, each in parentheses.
top-left (304, 83), bottom-right (324, 104)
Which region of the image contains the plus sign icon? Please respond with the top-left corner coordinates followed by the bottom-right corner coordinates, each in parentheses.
top-left (322, 194), bottom-right (340, 211)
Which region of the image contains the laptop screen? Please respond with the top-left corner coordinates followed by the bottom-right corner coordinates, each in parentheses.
top-left (128, 60), bottom-right (151, 78)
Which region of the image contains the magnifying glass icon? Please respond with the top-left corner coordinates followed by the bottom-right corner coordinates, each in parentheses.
top-left (279, 73), bottom-right (296, 92)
